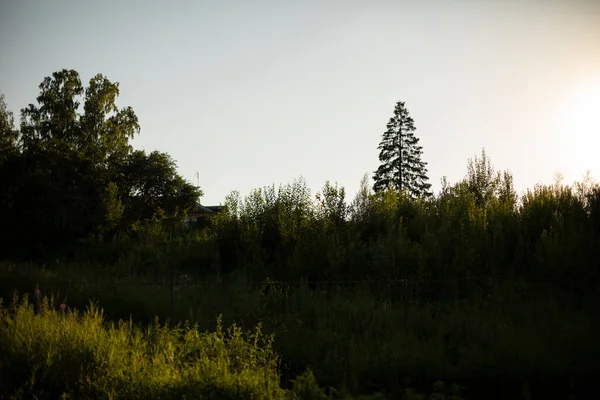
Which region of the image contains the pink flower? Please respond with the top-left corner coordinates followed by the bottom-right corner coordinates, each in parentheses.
top-left (59, 303), bottom-right (66, 312)
top-left (34, 288), bottom-right (41, 299)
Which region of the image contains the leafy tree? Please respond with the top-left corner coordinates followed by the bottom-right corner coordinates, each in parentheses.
top-left (349, 173), bottom-right (372, 224)
top-left (79, 73), bottom-right (139, 167)
top-left (0, 70), bottom-right (201, 260)
top-left (0, 95), bottom-right (23, 256)
top-left (315, 181), bottom-right (348, 228)
top-left (118, 150), bottom-right (202, 224)
top-left (373, 101), bottom-right (432, 198)
top-left (12, 70), bottom-right (139, 253)
top-left (464, 148), bottom-right (517, 210)
top-left (496, 170), bottom-right (518, 211)
top-left (465, 148), bottom-right (500, 208)
top-left (574, 170), bottom-right (598, 211)
top-left (99, 181), bottom-right (126, 236)
top-left (20, 70), bottom-right (84, 152)
top-left (19, 69), bottom-right (139, 174)
top-left (0, 93), bottom-right (19, 158)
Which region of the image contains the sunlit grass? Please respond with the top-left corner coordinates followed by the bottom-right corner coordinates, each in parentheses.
top-left (0, 294), bottom-right (287, 399)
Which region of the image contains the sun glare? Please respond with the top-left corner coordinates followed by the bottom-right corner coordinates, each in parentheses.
top-left (560, 79), bottom-right (600, 175)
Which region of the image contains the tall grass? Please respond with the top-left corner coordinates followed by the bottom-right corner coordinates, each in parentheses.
top-left (0, 294), bottom-right (286, 399)
top-left (1, 268), bottom-right (597, 399)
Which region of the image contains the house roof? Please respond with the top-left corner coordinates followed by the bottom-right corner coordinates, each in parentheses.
top-left (191, 205), bottom-right (224, 214)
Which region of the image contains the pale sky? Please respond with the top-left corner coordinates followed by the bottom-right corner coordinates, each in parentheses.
top-left (1, 0), bottom-right (599, 205)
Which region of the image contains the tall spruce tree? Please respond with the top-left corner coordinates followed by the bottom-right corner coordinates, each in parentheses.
top-left (373, 101), bottom-right (432, 198)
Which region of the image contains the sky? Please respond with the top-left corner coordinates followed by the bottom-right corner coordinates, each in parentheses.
top-left (1, 0), bottom-right (599, 205)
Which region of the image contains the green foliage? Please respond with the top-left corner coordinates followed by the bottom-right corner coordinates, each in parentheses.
top-left (2, 268), bottom-right (596, 400)
top-left (291, 369), bottom-right (330, 400)
top-left (20, 69), bottom-right (84, 152)
top-left (0, 92), bottom-right (19, 158)
top-left (315, 181), bottom-right (348, 228)
top-left (2, 72), bottom-right (600, 399)
top-left (80, 73), bottom-right (139, 166)
top-left (349, 173), bottom-right (371, 224)
top-left (210, 178), bottom-right (317, 279)
top-left (0, 295), bottom-right (286, 399)
top-left (373, 101), bottom-right (432, 198)
top-left (100, 181), bottom-right (126, 235)
top-left (201, 155), bottom-right (600, 294)
top-left (0, 70), bottom-right (201, 260)
top-left (119, 150), bottom-right (202, 224)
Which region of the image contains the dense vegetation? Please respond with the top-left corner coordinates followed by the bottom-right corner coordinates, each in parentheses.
top-left (1, 71), bottom-right (599, 399)
top-left (0, 71), bottom-right (201, 261)
top-left (0, 294), bottom-right (288, 399)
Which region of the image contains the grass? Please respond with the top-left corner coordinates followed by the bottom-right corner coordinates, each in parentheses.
top-left (0, 294), bottom-right (287, 399)
top-left (1, 263), bottom-right (599, 399)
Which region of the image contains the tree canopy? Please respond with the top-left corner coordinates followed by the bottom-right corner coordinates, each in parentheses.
top-left (0, 70), bottom-right (202, 260)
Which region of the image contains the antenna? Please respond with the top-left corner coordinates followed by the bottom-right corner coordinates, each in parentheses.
top-left (195, 171), bottom-right (199, 187)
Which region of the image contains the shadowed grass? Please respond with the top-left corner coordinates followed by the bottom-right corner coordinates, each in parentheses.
top-left (1, 264), bottom-right (598, 399)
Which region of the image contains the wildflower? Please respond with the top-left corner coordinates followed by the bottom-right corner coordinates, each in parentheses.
top-left (60, 303), bottom-right (67, 313)
top-left (34, 288), bottom-right (41, 299)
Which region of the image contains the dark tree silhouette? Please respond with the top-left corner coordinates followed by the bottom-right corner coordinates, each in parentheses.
top-left (373, 101), bottom-right (432, 198)
top-left (0, 70), bottom-right (202, 260)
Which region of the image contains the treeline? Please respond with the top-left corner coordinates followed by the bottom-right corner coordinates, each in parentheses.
top-left (0, 70), bottom-right (201, 261)
top-left (2, 70), bottom-right (600, 398)
top-left (205, 158), bottom-right (600, 299)
top-left (2, 70), bottom-right (600, 301)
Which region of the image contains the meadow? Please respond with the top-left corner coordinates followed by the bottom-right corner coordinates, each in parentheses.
top-left (2, 160), bottom-right (600, 399)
